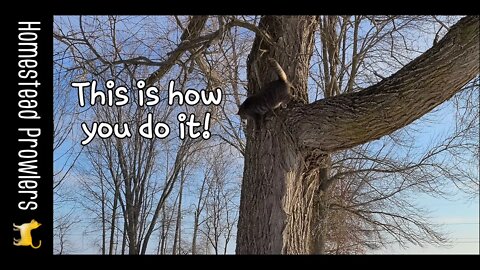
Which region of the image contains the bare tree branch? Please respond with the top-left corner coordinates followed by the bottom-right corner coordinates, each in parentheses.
top-left (290, 16), bottom-right (479, 152)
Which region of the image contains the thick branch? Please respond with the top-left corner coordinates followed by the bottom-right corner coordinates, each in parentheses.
top-left (229, 18), bottom-right (274, 45)
top-left (145, 16), bottom-right (208, 87)
top-left (289, 16), bottom-right (479, 152)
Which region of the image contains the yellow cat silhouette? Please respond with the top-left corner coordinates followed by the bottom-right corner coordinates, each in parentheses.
top-left (13, 219), bottom-right (41, 249)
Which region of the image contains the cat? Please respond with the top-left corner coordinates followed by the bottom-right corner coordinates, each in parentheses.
top-left (13, 219), bottom-right (42, 249)
top-left (237, 58), bottom-right (293, 130)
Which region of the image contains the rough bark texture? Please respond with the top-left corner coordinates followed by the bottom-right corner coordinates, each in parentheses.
top-left (236, 16), bottom-right (318, 254)
top-left (236, 16), bottom-right (479, 254)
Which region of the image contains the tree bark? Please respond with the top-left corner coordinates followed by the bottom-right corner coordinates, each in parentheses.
top-left (236, 16), bottom-right (318, 254)
top-left (236, 16), bottom-right (479, 254)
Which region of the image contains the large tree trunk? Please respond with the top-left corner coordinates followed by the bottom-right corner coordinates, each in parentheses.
top-left (236, 16), bottom-right (318, 254)
top-left (236, 16), bottom-right (479, 254)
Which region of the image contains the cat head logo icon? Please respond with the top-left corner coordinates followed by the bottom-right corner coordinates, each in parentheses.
top-left (13, 219), bottom-right (42, 249)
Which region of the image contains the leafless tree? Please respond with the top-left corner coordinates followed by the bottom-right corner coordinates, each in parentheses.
top-left (53, 43), bottom-right (86, 253)
top-left (54, 16), bottom-right (213, 254)
top-left (198, 144), bottom-right (239, 254)
top-left (303, 16), bottom-right (479, 253)
top-left (53, 208), bottom-right (78, 254)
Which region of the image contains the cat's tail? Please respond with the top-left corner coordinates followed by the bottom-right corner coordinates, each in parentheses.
top-left (268, 58), bottom-right (288, 83)
top-left (31, 240), bottom-right (41, 249)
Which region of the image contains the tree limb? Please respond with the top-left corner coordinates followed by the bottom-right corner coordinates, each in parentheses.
top-left (145, 16), bottom-right (208, 86)
top-left (289, 16), bottom-right (479, 152)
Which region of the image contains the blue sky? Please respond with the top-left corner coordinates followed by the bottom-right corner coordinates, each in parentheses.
top-left (378, 195), bottom-right (479, 254)
top-left (376, 90), bottom-right (479, 254)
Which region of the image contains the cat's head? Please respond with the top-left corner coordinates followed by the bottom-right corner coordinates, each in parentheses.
top-left (237, 98), bottom-right (252, 119)
top-left (30, 219), bottom-right (42, 228)
top-left (237, 106), bottom-right (247, 119)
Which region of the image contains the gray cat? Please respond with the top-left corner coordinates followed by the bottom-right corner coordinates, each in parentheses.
top-left (237, 58), bottom-right (292, 129)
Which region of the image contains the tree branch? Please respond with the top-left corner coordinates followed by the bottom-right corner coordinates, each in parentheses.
top-left (145, 16), bottom-right (239, 87)
top-left (289, 16), bottom-right (479, 152)
top-left (144, 16), bottom-right (208, 87)
top-left (229, 17), bottom-right (274, 45)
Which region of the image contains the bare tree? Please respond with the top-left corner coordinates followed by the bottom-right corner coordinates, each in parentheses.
top-left (53, 44), bottom-right (85, 254)
top-left (54, 16), bottom-right (212, 254)
top-left (53, 208), bottom-right (78, 254)
top-left (200, 144), bottom-right (239, 254)
top-left (301, 15), bottom-right (479, 253)
top-left (191, 158), bottom-right (212, 254)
